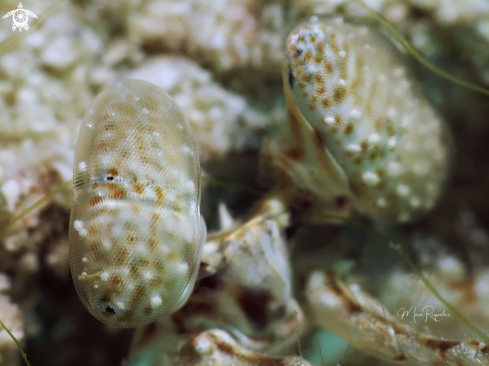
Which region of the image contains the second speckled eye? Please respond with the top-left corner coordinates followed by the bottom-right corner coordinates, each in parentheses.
top-left (274, 15), bottom-right (450, 222)
top-left (69, 79), bottom-right (206, 328)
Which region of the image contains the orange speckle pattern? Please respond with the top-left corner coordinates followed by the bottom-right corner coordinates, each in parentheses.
top-left (280, 15), bottom-right (449, 221)
top-left (69, 80), bottom-right (206, 328)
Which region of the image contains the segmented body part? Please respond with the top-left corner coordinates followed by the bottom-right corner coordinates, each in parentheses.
top-left (171, 329), bottom-right (313, 366)
top-left (128, 198), bottom-right (306, 366)
top-left (276, 15), bottom-right (450, 221)
top-left (196, 198), bottom-right (296, 340)
top-left (69, 79), bottom-right (206, 328)
top-left (307, 272), bottom-right (489, 366)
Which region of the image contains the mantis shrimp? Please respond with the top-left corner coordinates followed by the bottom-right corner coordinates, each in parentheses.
top-left (1, 1), bottom-right (488, 366)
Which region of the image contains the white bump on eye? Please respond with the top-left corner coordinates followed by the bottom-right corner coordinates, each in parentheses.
top-left (158, 243), bottom-right (170, 255)
top-left (339, 50), bottom-right (346, 57)
top-left (87, 123), bottom-right (94, 129)
top-left (150, 296), bottom-right (162, 309)
top-left (78, 161), bottom-right (87, 171)
top-left (81, 271), bottom-right (87, 276)
top-left (101, 239), bottom-right (112, 251)
top-left (324, 116), bottom-right (335, 125)
top-left (377, 198), bottom-right (387, 207)
top-left (350, 109), bottom-right (361, 118)
top-left (101, 272), bottom-right (109, 281)
top-left (396, 184), bottom-right (410, 197)
top-left (368, 134), bottom-right (381, 144)
top-left (362, 172), bottom-right (380, 186)
top-left (338, 79), bottom-right (346, 86)
top-left (142, 107), bottom-right (149, 114)
top-left (346, 144), bottom-right (361, 153)
top-left (116, 302), bottom-right (125, 310)
top-left (143, 270), bottom-right (154, 281)
top-left (73, 220), bottom-right (87, 237)
top-left (387, 138), bottom-right (396, 147)
top-left (174, 262), bottom-right (189, 275)
top-left (93, 284), bottom-right (99, 289)
top-left (82, 257), bottom-right (88, 263)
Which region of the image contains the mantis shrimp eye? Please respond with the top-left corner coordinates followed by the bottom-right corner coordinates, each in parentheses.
top-left (280, 15), bottom-right (450, 222)
top-left (69, 79), bottom-right (206, 328)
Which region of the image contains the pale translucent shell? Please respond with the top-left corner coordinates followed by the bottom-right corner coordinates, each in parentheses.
top-left (69, 79), bottom-right (205, 328)
top-left (282, 16), bottom-right (450, 222)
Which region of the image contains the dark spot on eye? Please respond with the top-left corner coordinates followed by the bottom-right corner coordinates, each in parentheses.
top-left (334, 195), bottom-right (349, 209)
top-left (101, 292), bottom-right (111, 303)
top-left (105, 306), bottom-right (116, 315)
top-left (295, 48), bottom-right (303, 56)
top-left (288, 68), bottom-right (295, 88)
top-left (106, 176), bottom-right (114, 181)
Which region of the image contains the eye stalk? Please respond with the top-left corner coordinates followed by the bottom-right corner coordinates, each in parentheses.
top-left (69, 79), bottom-right (204, 328)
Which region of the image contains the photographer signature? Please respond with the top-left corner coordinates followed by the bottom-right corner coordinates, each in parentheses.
top-left (397, 306), bottom-right (451, 323)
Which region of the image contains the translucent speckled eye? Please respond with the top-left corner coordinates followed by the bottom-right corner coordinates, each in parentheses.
top-left (69, 79), bottom-right (206, 328)
top-left (270, 15), bottom-right (450, 222)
